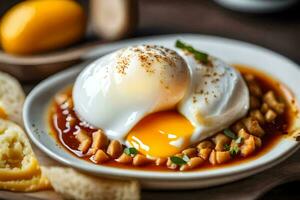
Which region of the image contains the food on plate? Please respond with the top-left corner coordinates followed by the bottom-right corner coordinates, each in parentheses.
top-left (0, 71), bottom-right (25, 126)
top-left (43, 166), bottom-right (140, 200)
top-left (0, 119), bottom-right (51, 191)
top-left (49, 41), bottom-right (293, 171)
top-left (73, 44), bottom-right (190, 158)
top-left (0, 0), bottom-right (86, 55)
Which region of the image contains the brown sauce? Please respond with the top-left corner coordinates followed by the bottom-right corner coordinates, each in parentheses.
top-left (48, 65), bottom-right (296, 172)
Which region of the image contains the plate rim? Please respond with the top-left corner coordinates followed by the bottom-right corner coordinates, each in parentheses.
top-left (24, 34), bottom-right (300, 181)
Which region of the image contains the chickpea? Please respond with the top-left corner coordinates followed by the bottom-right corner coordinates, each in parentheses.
top-left (238, 128), bottom-right (250, 139)
top-left (242, 117), bottom-right (265, 137)
top-left (197, 140), bottom-right (214, 150)
top-left (250, 110), bottom-right (265, 125)
top-left (115, 153), bottom-right (133, 164)
top-left (240, 135), bottom-right (256, 157)
top-left (265, 109), bottom-right (277, 122)
top-left (88, 130), bottom-right (108, 155)
top-left (93, 149), bottom-right (110, 164)
top-left (196, 140), bottom-right (214, 160)
top-left (216, 151), bottom-right (231, 164)
top-left (133, 154), bottom-right (152, 166)
top-left (263, 91), bottom-right (285, 114)
top-left (209, 150), bottom-right (217, 165)
top-left (75, 129), bottom-right (91, 153)
top-left (198, 148), bottom-right (212, 160)
top-left (209, 150), bottom-right (231, 165)
top-left (106, 140), bottom-right (122, 159)
top-left (180, 157), bottom-right (204, 171)
top-left (182, 148), bottom-right (197, 157)
top-left (254, 136), bottom-right (262, 148)
top-left (155, 158), bottom-right (167, 166)
top-left (212, 133), bottom-right (231, 151)
top-left (261, 103), bottom-right (269, 114)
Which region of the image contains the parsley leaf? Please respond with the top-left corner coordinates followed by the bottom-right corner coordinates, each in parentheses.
top-left (224, 144), bottom-right (231, 151)
top-left (170, 156), bottom-right (187, 166)
top-left (124, 147), bottom-right (138, 156)
top-left (229, 146), bottom-right (240, 156)
top-left (175, 40), bottom-right (209, 64)
top-left (224, 129), bottom-right (238, 140)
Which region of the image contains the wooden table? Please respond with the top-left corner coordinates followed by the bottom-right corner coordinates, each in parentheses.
top-left (1, 0), bottom-right (300, 199)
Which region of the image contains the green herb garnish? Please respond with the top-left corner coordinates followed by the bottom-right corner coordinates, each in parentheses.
top-left (175, 40), bottom-right (209, 64)
top-left (235, 136), bottom-right (244, 144)
top-left (224, 144), bottom-right (231, 151)
top-left (229, 146), bottom-right (240, 156)
top-left (124, 147), bottom-right (138, 156)
top-left (170, 156), bottom-right (187, 166)
top-left (224, 129), bottom-right (238, 140)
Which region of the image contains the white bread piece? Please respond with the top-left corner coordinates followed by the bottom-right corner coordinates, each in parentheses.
top-left (0, 119), bottom-right (40, 181)
top-left (0, 71), bottom-right (25, 126)
top-left (42, 167), bottom-right (140, 200)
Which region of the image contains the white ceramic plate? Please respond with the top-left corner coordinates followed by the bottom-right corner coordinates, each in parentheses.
top-left (214, 0), bottom-right (298, 13)
top-left (24, 34), bottom-right (300, 189)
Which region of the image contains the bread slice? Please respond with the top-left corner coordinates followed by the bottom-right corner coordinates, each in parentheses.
top-left (0, 71), bottom-right (25, 125)
top-left (43, 167), bottom-right (140, 200)
top-left (0, 173), bottom-right (51, 192)
top-left (0, 119), bottom-right (40, 181)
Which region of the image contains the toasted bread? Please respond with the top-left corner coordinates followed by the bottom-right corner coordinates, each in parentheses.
top-left (0, 173), bottom-right (51, 192)
top-left (43, 167), bottom-right (140, 200)
top-left (0, 72), bottom-right (25, 125)
top-left (0, 119), bottom-right (40, 181)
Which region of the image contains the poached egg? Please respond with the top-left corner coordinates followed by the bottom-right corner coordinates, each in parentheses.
top-left (73, 44), bottom-right (249, 158)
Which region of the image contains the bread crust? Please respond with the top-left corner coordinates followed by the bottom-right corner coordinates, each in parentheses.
top-left (0, 72), bottom-right (25, 125)
top-left (43, 167), bottom-right (140, 200)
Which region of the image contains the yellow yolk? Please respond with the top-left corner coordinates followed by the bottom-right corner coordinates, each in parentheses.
top-left (126, 111), bottom-right (194, 158)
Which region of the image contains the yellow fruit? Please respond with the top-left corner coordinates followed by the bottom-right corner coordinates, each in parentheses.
top-left (0, 0), bottom-right (86, 55)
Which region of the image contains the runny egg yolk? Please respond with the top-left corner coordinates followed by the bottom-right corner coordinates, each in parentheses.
top-left (126, 111), bottom-right (194, 158)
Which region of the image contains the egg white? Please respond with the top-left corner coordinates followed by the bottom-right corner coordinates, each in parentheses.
top-left (73, 44), bottom-right (249, 157)
top-left (73, 45), bottom-right (189, 142)
top-left (177, 51), bottom-right (249, 143)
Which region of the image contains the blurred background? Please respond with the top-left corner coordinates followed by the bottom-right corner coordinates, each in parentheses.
top-left (0, 0), bottom-right (299, 63)
top-left (0, 0), bottom-right (299, 82)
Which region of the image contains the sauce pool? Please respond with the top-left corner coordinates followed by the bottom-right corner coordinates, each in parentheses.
top-left (48, 65), bottom-right (295, 171)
